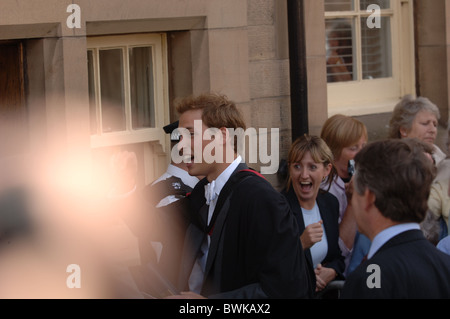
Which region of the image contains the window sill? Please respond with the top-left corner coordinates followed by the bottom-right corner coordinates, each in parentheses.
top-left (90, 128), bottom-right (166, 149)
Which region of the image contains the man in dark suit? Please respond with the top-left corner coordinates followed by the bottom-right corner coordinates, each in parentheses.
top-left (168, 93), bottom-right (312, 299)
top-left (341, 139), bottom-right (450, 298)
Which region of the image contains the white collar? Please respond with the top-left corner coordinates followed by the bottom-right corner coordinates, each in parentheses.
top-left (204, 155), bottom-right (242, 205)
top-left (214, 155), bottom-right (242, 195)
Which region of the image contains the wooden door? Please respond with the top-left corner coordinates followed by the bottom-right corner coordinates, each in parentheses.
top-left (0, 41), bottom-right (28, 156)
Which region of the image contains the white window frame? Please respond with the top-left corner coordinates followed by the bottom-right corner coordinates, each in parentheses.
top-left (325, 0), bottom-right (415, 116)
top-left (87, 33), bottom-right (169, 149)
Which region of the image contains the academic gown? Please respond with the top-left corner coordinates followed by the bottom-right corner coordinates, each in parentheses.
top-left (178, 163), bottom-right (313, 299)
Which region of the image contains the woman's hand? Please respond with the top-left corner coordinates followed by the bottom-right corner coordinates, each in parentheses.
top-left (315, 264), bottom-right (337, 292)
top-left (300, 221), bottom-right (323, 250)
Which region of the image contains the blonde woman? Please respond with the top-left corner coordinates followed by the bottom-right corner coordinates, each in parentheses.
top-left (282, 135), bottom-right (345, 295)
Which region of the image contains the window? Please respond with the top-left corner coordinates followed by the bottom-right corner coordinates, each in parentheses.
top-left (87, 34), bottom-right (168, 148)
top-left (324, 0), bottom-right (415, 116)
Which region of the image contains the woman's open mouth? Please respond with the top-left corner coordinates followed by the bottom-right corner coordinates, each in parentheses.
top-left (300, 181), bottom-right (313, 192)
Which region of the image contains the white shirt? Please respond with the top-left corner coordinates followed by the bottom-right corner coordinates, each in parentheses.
top-left (302, 202), bottom-right (328, 269)
top-left (367, 223), bottom-right (421, 259)
top-left (188, 155), bottom-right (243, 293)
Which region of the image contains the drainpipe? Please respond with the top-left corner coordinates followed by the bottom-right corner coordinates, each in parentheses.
top-left (287, 0), bottom-right (309, 141)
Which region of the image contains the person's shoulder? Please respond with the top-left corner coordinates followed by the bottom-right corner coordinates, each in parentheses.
top-left (433, 144), bottom-right (447, 165)
top-left (227, 172), bottom-right (293, 221)
top-left (228, 171), bottom-right (286, 207)
top-left (233, 170), bottom-right (276, 193)
top-left (319, 190), bottom-right (339, 202)
top-left (372, 231), bottom-right (445, 267)
top-left (318, 190), bottom-right (340, 210)
top-left (434, 178), bottom-right (449, 191)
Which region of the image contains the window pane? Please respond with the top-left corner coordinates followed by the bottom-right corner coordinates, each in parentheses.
top-left (87, 50), bottom-right (97, 134)
top-left (360, 0), bottom-right (390, 10)
top-left (360, 16), bottom-right (392, 79)
top-left (99, 49), bottom-right (125, 132)
top-left (326, 19), bottom-right (355, 82)
top-left (324, 0), bottom-right (354, 11)
top-left (129, 46), bottom-right (155, 129)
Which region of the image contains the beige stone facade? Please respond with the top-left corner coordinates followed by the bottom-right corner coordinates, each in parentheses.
top-left (0, 0), bottom-right (449, 186)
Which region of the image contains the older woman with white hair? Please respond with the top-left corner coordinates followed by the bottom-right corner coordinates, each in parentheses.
top-left (389, 95), bottom-right (447, 165)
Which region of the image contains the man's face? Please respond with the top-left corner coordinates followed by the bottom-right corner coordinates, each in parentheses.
top-left (177, 109), bottom-right (214, 178)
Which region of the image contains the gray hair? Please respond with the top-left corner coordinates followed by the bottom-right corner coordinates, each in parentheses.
top-left (389, 95), bottom-right (441, 139)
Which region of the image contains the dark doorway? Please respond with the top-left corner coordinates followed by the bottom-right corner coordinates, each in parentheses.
top-left (0, 41), bottom-right (28, 156)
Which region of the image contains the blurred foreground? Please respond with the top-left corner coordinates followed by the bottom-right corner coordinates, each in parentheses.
top-left (0, 151), bottom-right (150, 299)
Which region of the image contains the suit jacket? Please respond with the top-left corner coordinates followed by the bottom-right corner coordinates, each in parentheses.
top-left (282, 187), bottom-right (345, 280)
top-left (341, 229), bottom-right (450, 298)
top-left (178, 163), bottom-right (313, 299)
